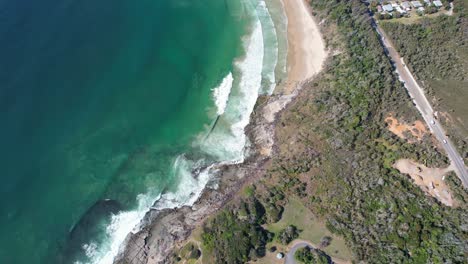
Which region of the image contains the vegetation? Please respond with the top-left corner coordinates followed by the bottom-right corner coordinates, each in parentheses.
top-left (170, 242), bottom-right (201, 263)
top-left (381, 15), bottom-right (466, 92)
top-left (294, 246), bottom-right (330, 264)
top-left (271, 0), bottom-right (467, 262)
top-left (277, 225), bottom-right (300, 245)
top-left (381, 11), bottom-right (468, 158)
top-left (201, 198), bottom-right (272, 263)
top-left (319, 236), bottom-right (332, 248)
top-left (266, 197), bottom-right (352, 260)
top-left (445, 172), bottom-right (468, 206)
top-left (180, 243), bottom-right (201, 260)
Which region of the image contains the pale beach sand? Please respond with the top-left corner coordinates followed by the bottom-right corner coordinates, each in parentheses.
top-left (259, 0), bottom-right (327, 156)
top-left (281, 0), bottom-right (327, 94)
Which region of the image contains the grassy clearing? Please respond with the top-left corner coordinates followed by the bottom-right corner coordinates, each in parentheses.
top-left (184, 223), bottom-right (214, 264)
top-left (266, 197), bottom-right (352, 260)
top-left (429, 79), bottom-right (468, 132)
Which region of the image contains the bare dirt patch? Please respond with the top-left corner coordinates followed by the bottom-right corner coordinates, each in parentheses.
top-left (385, 115), bottom-right (428, 142)
top-left (393, 159), bottom-right (455, 206)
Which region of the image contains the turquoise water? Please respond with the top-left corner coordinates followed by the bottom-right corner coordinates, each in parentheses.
top-left (0, 0), bottom-right (257, 263)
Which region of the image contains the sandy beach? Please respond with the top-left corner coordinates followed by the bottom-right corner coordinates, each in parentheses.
top-left (282, 0), bottom-right (327, 93)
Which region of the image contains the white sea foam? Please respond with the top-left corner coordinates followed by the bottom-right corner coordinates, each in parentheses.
top-left (151, 155), bottom-right (212, 209)
top-left (212, 72), bottom-right (234, 115)
top-left (257, 0), bottom-right (278, 94)
top-left (200, 19), bottom-right (264, 162)
top-left (84, 2), bottom-right (269, 263)
top-left (83, 191), bottom-right (159, 264)
top-left (83, 155), bottom-right (218, 264)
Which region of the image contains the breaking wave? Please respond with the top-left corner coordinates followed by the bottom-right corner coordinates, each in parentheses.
top-left (212, 72), bottom-right (234, 116)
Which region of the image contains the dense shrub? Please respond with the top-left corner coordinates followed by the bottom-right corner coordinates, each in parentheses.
top-left (294, 246), bottom-right (330, 264)
top-left (381, 15), bottom-right (467, 89)
top-left (277, 225), bottom-right (300, 245)
top-left (201, 199), bottom-right (272, 264)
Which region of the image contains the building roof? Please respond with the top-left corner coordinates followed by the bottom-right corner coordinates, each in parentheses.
top-left (411, 1), bottom-right (423, 7)
top-left (396, 6), bottom-right (406, 13)
top-left (433, 0), bottom-right (443, 7)
top-left (401, 1), bottom-right (412, 8)
top-left (276, 253), bottom-right (284, 259)
top-left (418, 6), bottom-right (425, 11)
top-left (382, 4), bottom-right (394, 12)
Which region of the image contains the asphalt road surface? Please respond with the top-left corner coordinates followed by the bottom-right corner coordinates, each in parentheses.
top-left (284, 242), bottom-right (312, 264)
top-left (374, 23), bottom-right (468, 188)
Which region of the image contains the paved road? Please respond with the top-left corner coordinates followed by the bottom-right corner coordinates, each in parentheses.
top-left (374, 23), bottom-right (468, 188)
top-left (284, 241), bottom-right (312, 264)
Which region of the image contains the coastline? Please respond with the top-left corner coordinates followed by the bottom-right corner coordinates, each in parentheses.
top-left (113, 1), bottom-right (327, 263)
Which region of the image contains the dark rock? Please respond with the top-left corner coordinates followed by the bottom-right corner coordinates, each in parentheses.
top-left (59, 199), bottom-right (122, 263)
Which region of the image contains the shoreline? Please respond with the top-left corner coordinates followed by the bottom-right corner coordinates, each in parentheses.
top-left (281, 0), bottom-right (327, 94)
top-left (113, 0), bottom-right (327, 263)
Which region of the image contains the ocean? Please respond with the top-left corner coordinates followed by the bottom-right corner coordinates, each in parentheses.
top-left (0, 0), bottom-right (286, 263)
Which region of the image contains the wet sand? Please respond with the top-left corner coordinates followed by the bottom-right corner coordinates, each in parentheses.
top-left (281, 0), bottom-right (327, 93)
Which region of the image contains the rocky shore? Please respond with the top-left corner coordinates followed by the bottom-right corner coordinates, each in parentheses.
top-left (113, 90), bottom-right (303, 264)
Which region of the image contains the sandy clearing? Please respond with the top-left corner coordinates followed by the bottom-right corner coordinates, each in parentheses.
top-left (394, 159), bottom-right (455, 206)
top-left (385, 115), bottom-right (428, 142)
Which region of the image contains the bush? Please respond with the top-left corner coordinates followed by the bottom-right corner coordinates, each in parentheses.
top-left (265, 204), bottom-right (283, 223)
top-left (319, 236), bottom-right (332, 248)
top-left (381, 15), bottom-right (467, 86)
top-left (201, 200), bottom-right (272, 263)
top-left (294, 246), bottom-right (330, 264)
top-left (176, 242), bottom-right (201, 262)
top-left (277, 225), bottom-right (300, 245)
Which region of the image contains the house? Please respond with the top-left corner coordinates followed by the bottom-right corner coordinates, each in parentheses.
top-left (433, 0), bottom-right (443, 7)
top-left (400, 2), bottom-right (412, 10)
top-left (382, 4), bottom-right (394, 12)
top-left (389, 1), bottom-right (399, 7)
top-left (411, 1), bottom-right (423, 8)
top-left (377, 5), bottom-right (383, 12)
top-left (395, 6), bottom-right (406, 13)
top-left (418, 6), bottom-right (425, 12)
top-left (401, 1), bottom-right (412, 10)
top-left (423, 0), bottom-right (431, 5)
